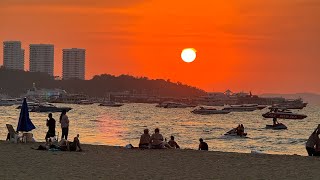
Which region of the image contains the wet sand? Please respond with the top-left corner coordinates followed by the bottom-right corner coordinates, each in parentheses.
top-left (0, 141), bottom-right (319, 179)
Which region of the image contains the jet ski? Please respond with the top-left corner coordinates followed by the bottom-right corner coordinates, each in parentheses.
top-left (265, 123), bottom-right (287, 130)
top-left (224, 128), bottom-right (247, 137)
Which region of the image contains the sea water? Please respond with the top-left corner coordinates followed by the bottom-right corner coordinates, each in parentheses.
top-left (1, 103), bottom-right (319, 155)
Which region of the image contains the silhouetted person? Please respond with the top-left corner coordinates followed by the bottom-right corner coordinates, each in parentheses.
top-left (139, 129), bottom-right (151, 149)
top-left (198, 138), bottom-right (208, 151)
top-left (168, 136), bottom-right (180, 149)
top-left (59, 110), bottom-right (69, 140)
top-left (150, 128), bottom-right (164, 149)
top-left (273, 118), bottom-right (279, 126)
top-left (306, 128), bottom-right (320, 156)
top-left (45, 113), bottom-right (56, 141)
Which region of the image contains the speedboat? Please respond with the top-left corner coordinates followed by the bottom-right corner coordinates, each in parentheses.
top-left (265, 123), bottom-right (287, 130)
top-left (224, 128), bottom-right (247, 137)
top-left (262, 108), bottom-right (307, 119)
top-left (99, 101), bottom-right (123, 107)
top-left (0, 99), bottom-right (20, 106)
top-left (156, 101), bottom-right (196, 108)
top-left (222, 105), bottom-right (257, 112)
top-left (30, 103), bottom-right (72, 112)
top-left (76, 100), bottom-right (94, 105)
top-left (191, 107), bottom-right (230, 115)
top-left (16, 102), bottom-right (40, 109)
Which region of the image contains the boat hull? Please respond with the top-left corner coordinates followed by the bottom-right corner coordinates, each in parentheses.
top-left (265, 123), bottom-right (287, 130)
top-left (262, 112), bottom-right (307, 119)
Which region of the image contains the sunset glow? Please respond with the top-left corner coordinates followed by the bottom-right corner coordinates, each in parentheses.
top-left (1, 0), bottom-right (319, 93)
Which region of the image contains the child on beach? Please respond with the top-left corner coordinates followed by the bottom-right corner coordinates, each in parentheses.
top-left (198, 138), bottom-right (208, 151)
top-left (168, 136), bottom-right (180, 149)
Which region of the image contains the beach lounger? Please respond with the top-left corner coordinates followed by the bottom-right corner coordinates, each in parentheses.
top-left (6, 124), bottom-right (22, 143)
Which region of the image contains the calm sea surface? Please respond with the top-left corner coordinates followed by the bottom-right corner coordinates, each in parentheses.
top-left (1, 103), bottom-right (319, 155)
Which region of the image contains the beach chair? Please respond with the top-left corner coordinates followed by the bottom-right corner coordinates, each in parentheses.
top-left (22, 133), bottom-right (35, 143)
top-left (6, 124), bottom-right (22, 143)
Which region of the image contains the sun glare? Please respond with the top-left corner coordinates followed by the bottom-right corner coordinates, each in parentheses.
top-left (181, 48), bottom-right (196, 63)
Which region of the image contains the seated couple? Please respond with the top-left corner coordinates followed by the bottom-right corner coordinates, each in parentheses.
top-left (37, 134), bottom-right (82, 152)
top-left (139, 128), bottom-right (180, 149)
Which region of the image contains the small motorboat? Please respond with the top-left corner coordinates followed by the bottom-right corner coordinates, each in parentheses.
top-left (99, 101), bottom-right (123, 107)
top-left (265, 123), bottom-right (287, 130)
top-left (30, 103), bottom-right (72, 113)
top-left (191, 107), bottom-right (230, 115)
top-left (156, 101), bottom-right (196, 108)
top-left (222, 105), bottom-right (257, 112)
top-left (262, 108), bottom-right (307, 119)
top-left (224, 128), bottom-right (247, 137)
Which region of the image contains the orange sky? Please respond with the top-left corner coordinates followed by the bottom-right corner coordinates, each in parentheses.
top-left (1, 0), bottom-right (320, 93)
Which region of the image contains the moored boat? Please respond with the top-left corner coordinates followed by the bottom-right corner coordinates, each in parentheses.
top-left (99, 101), bottom-right (123, 107)
top-left (30, 103), bottom-right (72, 112)
top-left (156, 101), bottom-right (196, 108)
top-left (262, 108), bottom-right (307, 119)
top-left (222, 105), bottom-right (257, 112)
top-left (191, 107), bottom-right (230, 115)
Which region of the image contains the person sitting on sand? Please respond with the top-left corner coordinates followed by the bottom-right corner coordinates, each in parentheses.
top-left (198, 138), bottom-right (208, 151)
top-left (59, 134), bottom-right (82, 151)
top-left (168, 136), bottom-right (180, 149)
top-left (306, 129), bottom-right (320, 156)
top-left (150, 128), bottom-right (165, 149)
top-left (139, 129), bottom-right (151, 149)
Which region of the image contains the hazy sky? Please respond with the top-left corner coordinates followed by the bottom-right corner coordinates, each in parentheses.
top-left (1, 0), bottom-right (319, 93)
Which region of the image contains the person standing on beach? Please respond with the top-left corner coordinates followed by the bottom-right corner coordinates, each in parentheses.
top-left (306, 128), bottom-right (320, 156)
top-left (199, 138), bottom-right (208, 151)
top-left (59, 110), bottom-right (69, 140)
top-left (45, 113), bottom-right (56, 141)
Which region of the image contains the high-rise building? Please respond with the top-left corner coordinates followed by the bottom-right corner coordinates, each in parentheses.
top-left (62, 48), bottom-right (86, 80)
top-left (29, 44), bottom-right (54, 76)
top-left (3, 41), bottom-right (24, 70)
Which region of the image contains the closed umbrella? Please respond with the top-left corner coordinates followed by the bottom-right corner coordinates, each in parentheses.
top-left (17, 98), bottom-right (36, 132)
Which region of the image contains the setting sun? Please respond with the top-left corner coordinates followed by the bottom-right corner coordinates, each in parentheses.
top-left (181, 48), bottom-right (196, 63)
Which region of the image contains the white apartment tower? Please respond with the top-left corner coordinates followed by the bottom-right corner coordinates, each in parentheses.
top-left (62, 48), bottom-right (85, 80)
top-left (3, 41), bottom-right (25, 70)
top-left (29, 44), bottom-right (54, 76)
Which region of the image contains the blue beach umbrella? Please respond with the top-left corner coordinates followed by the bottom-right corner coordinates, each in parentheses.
top-left (17, 98), bottom-right (36, 132)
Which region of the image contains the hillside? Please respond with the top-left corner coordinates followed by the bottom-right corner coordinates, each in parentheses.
top-left (0, 67), bottom-right (206, 98)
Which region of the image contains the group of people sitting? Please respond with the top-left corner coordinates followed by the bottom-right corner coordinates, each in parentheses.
top-left (37, 134), bottom-right (82, 152)
top-left (139, 128), bottom-right (209, 150)
top-left (139, 128), bottom-right (180, 149)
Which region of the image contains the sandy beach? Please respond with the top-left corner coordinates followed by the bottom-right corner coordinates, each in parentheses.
top-left (1, 141), bottom-right (320, 179)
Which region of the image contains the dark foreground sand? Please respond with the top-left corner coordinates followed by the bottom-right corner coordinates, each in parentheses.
top-left (0, 141), bottom-right (320, 180)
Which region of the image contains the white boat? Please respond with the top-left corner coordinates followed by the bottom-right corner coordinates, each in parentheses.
top-left (156, 101), bottom-right (196, 108)
top-left (0, 99), bottom-right (20, 106)
top-left (99, 101), bottom-right (123, 107)
top-left (191, 107), bottom-right (230, 115)
top-left (222, 105), bottom-right (257, 112)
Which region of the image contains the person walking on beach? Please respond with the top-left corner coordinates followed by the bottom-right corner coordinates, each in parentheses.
top-left (199, 138), bottom-right (208, 151)
top-left (139, 129), bottom-right (151, 149)
top-left (59, 110), bottom-right (69, 140)
top-left (306, 128), bottom-right (320, 156)
top-left (45, 113), bottom-right (56, 142)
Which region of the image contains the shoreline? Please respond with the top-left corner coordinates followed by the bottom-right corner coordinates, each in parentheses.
top-left (1, 141), bottom-right (320, 179)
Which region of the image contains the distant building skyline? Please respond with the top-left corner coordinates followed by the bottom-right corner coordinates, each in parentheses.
top-left (29, 44), bottom-right (54, 76)
top-left (3, 41), bottom-right (24, 70)
top-left (62, 48), bottom-right (85, 80)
